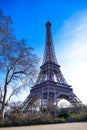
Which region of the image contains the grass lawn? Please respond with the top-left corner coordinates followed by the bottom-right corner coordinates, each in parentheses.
top-left (0, 122), bottom-right (87, 130)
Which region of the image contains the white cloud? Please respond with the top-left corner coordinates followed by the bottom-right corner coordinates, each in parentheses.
top-left (71, 63), bottom-right (87, 104)
top-left (55, 9), bottom-right (87, 104)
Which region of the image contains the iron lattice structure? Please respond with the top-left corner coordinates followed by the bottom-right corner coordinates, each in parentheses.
top-left (22, 21), bottom-right (83, 112)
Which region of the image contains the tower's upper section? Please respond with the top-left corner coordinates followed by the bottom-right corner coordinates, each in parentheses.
top-left (42, 21), bottom-right (58, 65)
top-left (46, 21), bottom-right (52, 45)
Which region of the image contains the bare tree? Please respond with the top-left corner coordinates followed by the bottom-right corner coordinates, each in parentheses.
top-left (9, 101), bottom-right (22, 114)
top-left (0, 9), bottom-right (13, 56)
top-left (0, 10), bottom-right (39, 119)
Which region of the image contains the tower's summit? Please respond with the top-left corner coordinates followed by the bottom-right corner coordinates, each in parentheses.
top-left (22, 22), bottom-right (83, 112)
top-left (46, 21), bottom-right (51, 26)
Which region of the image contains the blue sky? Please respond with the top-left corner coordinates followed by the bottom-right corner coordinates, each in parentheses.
top-left (0, 0), bottom-right (87, 104)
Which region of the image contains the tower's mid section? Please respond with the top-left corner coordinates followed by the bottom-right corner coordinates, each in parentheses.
top-left (22, 21), bottom-right (84, 112)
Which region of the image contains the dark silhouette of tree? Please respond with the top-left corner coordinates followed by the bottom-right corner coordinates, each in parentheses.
top-left (0, 9), bottom-right (39, 119)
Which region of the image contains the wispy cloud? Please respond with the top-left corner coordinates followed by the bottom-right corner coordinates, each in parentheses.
top-left (68, 23), bottom-right (87, 36)
top-left (55, 10), bottom-right (87, 104)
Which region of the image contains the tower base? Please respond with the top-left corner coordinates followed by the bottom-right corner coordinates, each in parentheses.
top-left (22, 81), bottom-right (83, 112)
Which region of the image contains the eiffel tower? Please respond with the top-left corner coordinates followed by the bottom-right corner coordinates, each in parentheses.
top-left (22, 21), bottom-right (83, 112)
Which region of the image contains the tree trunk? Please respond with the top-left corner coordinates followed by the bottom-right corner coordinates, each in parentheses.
top-left (1, 77), bottom-right (8, 119)
top-left (1, 104), bottom-right (5, 119)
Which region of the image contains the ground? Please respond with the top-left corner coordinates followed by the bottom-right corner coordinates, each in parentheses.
top-left (0, 123), bottom-right (87, 130)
